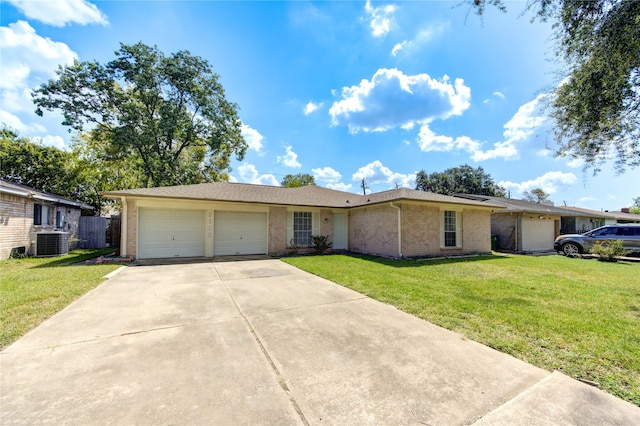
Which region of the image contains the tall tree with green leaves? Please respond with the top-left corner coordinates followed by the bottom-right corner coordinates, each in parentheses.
top-left (281, 173), bottom-right (316, 188)
top-left (32, 42), bottom-right (247, 188)
top-left (629, 197), bottom-right (640, 215)
top-left (470, 0), bottom-right (640, 172)
top-left (522, 188), bottom-right (551, 204)
top-left (0, 127), bottom-right (113, 213)
top-left (0, 127), bottom-right (73, 195)
top-left (415, 164), bottom-right (506, 196)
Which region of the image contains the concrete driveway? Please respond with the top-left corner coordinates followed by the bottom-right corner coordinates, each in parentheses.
top-left (1, 258), bottom-right (638, 425)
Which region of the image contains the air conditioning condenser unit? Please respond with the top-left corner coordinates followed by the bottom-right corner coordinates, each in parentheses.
top-left (34, 232), bottom-right (69, 257)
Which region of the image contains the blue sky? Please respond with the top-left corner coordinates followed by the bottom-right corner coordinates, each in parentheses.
top-left (1, 0), bottom-right (638, 211)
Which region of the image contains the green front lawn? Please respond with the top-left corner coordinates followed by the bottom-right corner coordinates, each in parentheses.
top-left (283, 253), bottom-right (640, 406)
top-left (0, 249), bottom-right (121, 350)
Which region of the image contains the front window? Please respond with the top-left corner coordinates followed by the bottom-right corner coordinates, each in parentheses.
top-left (293, 212), bottom-right (312, 246)
top-left (443, 210), bottom-right (457, 247)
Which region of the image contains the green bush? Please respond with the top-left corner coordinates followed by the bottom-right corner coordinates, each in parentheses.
top-left (310, 235), bottom-right (333, 254)
top-left (590, 240), bottom-right (631, 262)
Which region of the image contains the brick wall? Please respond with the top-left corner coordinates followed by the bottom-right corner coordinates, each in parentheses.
top-left (401, 204), bottom-right (440, 256)
top-left (268, 206), bottom-right (287, 255)
top-left (319, 209), bottom-right (333, 238)
top-left (0, 194), bottom-right (83, 259)
top-left (462, 209), bottom-right (491, 253)
top-left (349, 204), bottom-right (399, 257)
top-left (0, 193), bottom-right (31, 259)
top-left (125, 199), bottom-right (137, 258)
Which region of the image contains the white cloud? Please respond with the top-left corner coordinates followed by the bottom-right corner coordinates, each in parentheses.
top-left (474, 95), bottom-right (547, 161)
top-left (502, 94), bottom-right (547, 142)
top-left (391, 24), bottom-right (448, 56)
top-left (237, 163), bottom-right (279, 186)
top-left (0, 21), bottom-right (77, 88)
top-left (352, 160), bottom-right (415, 189)
top-left (326, 182), bottom-right (353, 192)
top-left (417, 125), bottom-right (481, 153)
top-left (32, 135), bottom-right (66, 149)
top-left (277, 146), bottom-right (301, 168)
top-left (391, 42), bottom-right (406, 56)
top-left (416, 94), bottom-right (548, 162)
top-left (329, 68), bottom-right (471, 133)
top-left (303, 101), bottom-right (323, 115)
top-left (7, 0), bottom-right (108, 26)
top-left (499, 171), bottom-right (577, 196)
top-left (364, 0), bottom-right (396, 38)
top-left (312, 166), bottom-right (342, 183)
top-left (0, 21), bottom-right (77, 141)
top-left (567, 158), bottom-right (585, 168)
top-left (241, 124), bottom-right (264, 152)
top-left (483, 91), bottom-right (506, 104)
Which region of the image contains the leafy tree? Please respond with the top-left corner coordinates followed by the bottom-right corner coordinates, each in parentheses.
top-left (281, 173), bottom-right (316, 188)
top-left (469, 0), bottom-right (640, 172)
top-left (0, 127), bottom-right (103, 212)
top-left (1, 127), bottom-right (72, 195)
top-left (630, 197), bottom-right (640, 215)
top-left (415, 164), bottom-right (506, 196)
top-left (32, 42), bottom-right (247, 188)
top-left (522, 188), bottom-right (551, 204)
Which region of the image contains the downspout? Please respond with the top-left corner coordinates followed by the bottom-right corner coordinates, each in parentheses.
top-left (515, 215), bottom-right (519, 251)
top-left (390, 202), bottom-right (402, 257)
top-left (120, 197), bottom-right (128, 257)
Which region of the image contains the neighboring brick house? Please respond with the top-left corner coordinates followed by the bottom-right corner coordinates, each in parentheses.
top-left (454, 194), bottom-right (571, 252)
top-left (101, 182), bottom-right (503, 260)
top-left (0, 180), bottom-right (93, 259)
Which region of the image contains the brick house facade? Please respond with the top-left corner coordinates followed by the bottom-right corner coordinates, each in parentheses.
top-left (0, 180), bottom-right (93, 259)
top-left (103, 183), bottom-right (502, 260)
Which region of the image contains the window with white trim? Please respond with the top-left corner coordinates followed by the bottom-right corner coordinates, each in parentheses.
top-left (293, 211), bottom-right (312, 246)
top-left (441, 210), bottom-right (461, 248)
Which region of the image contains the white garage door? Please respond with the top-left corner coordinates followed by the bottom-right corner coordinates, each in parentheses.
top-left (138, 208), bottom-right (205, 259)
top-left (522, 217), bottom-right (555, 251)
top-left (214, 211), bottom-right (267, 256)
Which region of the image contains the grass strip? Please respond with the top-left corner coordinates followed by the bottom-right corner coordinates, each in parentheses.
top-left (1, 249), bottom-right (121, 349)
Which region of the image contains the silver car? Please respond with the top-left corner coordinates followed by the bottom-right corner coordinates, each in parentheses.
top-left (554, 224), bottom-right (640, 256)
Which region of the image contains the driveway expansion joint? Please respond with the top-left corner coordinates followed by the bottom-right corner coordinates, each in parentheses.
top-left (215, 266), bottom-right (310, 425)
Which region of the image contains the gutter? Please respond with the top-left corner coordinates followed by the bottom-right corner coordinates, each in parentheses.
top-left (390, 202), bottom-right (402, 257)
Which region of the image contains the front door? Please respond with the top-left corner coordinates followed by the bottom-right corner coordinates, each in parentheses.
top-left (332, 214), bottom-right (347, 250)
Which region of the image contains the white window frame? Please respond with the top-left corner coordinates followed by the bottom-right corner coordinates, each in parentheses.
top-left (293, 211), bottom-right (313, 246)
top-left (440, 209), bottom-right (462, 248)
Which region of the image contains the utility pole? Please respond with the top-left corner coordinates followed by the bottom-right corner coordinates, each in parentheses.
top-left (361, 178), bottom-right (368, 195)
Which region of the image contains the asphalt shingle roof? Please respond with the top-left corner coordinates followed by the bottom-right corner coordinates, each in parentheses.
top-left (102, 182), bottom-right (504, 209)
top-left (0, 179), bottom-right (94, 210)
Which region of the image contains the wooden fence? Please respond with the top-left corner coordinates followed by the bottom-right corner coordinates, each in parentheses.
top-left (78, 216), bottom-right (106, 249)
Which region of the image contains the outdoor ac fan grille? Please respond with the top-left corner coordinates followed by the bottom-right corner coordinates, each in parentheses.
top-left (35, 233), bottom-right (69, 257)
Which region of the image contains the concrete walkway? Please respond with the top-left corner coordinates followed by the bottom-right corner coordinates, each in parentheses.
top-left (1, 258), bottom-right (638, 425)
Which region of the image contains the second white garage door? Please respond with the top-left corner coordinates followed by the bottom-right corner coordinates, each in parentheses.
top-left (522, 217), bottom-right (555, 251)
top-left (138, 208), bottom-right (205, 259)
top-left (214, 211), bottom-right (268, 256)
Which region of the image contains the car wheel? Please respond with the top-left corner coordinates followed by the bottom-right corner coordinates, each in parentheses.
top-left (562, 242), bottom-right (582, 256)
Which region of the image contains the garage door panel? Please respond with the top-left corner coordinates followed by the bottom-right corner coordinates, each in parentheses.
top-left (522, 218), bottom-right (554, 251)
top-left (214, 211), bottom-right (267, 256)
top-left (139, 209), bottom-right (205, 259)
